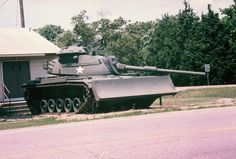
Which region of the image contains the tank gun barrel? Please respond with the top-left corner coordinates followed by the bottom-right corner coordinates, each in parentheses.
top-left (117, 63), bottom-right (206, 75)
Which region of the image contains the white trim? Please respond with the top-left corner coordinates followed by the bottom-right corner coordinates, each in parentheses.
top-left (0, 53), bottom-right (47, 58)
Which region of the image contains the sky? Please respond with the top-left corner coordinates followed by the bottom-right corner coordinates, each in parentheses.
top-left (0, 0), bottom-right (234, 30)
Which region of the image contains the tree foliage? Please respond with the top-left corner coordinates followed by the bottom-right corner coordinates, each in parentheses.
top-left (55, 30), bottom-right (77, 48)
top-left (71, 10), bottom-right (96, 48)
top-left (221, 0), bottom-right (236, 83)
top-left (36, 24), bottom-right (64, 42)
top-left (106, 21), bottom-right (155, 66)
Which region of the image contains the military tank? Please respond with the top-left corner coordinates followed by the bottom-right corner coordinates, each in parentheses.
top-left (22, 46), bottom-right (205, 115)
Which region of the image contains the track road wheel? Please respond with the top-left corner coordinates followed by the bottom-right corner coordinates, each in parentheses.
top-left (64, 98), bottom-right (73, 112)
top-left (56, 98), bottom-right (64, 113)
top-left (48, 99), bottom-right (56, 113)
top-left (73, 98), bottom-right (82, 113)
top-left (40, 100), bottom-right (48, 113)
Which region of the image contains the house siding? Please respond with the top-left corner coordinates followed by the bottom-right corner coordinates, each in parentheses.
top-left (30, 59), bottom-right (49, 80)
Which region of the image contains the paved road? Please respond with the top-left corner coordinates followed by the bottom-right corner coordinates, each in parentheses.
top-left (1, 107), bottom-right (236, 159)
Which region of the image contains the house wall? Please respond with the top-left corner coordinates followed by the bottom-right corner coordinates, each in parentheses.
top-left (30, 59), bottom-right (50, 80)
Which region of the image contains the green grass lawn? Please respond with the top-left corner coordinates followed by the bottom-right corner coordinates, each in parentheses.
top-left (0, 118), bottom-right (63, 130)
top-left (176, 87), bottom-right (236, 98)
top-left (161, 87), bottom-right (236, 106)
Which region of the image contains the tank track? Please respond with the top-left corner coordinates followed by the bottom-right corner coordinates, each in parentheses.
top-left (75, 85), bottom-right (96, 114)
top-left (25, 82), bottom-right (157, 115)
top-left (25, 82), bottom-right (97, 115)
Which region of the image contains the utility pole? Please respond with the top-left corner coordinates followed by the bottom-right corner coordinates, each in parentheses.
top-left (19, 0), bottom-right (25, 28)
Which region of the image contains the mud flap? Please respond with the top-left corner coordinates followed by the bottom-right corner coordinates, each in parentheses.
top-left (92, 76), bottom-right (176, 102)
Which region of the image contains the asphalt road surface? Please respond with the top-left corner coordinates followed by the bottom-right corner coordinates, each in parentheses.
top-left (1, 107), bottom-right (236, 159)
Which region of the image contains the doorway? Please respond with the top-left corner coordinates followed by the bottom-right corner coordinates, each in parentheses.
top-left (3, 61), bottom-right (30, 98)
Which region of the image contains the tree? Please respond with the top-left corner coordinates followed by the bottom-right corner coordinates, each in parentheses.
top-left (176, 1), bottom-right (200, 70)
top-left (106, 21), bottom-right (154, 66)
top-left (72, 12), bottom-right (128, 54)
top-left (148, 1), bottom-right (204, 86)
top-left (71, 10), bottom-right (96, 48)
top-left (195, 5), bottom-right (230, 84)
top-left (147, 14), bottom-right (179, 68)
top-left (221, 0), bottom-right (236, 83)
top-left (55, 30), bottom-right (77, 48)
top-left (92, 17), bottom-right (127, 52)
top-left (36, 24), bottom-right (64, 43)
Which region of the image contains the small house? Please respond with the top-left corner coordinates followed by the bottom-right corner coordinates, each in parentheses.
top-left (0, 28), bottom-right (60, 102)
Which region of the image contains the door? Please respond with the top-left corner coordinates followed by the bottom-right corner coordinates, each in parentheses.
top-left (3, 61), bottom-right (30, 98)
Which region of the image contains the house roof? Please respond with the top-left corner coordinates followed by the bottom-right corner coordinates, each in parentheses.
top-left (0, 28), bottom-right (60, 57)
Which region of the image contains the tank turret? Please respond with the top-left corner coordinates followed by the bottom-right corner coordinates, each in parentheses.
top-left (23, 46), bottom-right (206, 115)
top-left (43, 46), bottom-right (205, 76)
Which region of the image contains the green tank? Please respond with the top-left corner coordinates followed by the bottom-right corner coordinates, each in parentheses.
top-left (22, 46), bottom-right (205, 115)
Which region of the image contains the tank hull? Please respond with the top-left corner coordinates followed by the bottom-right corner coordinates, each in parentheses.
top-left (23, 75), bottom-right (176, 114)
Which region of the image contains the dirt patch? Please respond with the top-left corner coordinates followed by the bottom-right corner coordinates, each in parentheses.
top-left (31, 108), bottom-right (164, 122)
top-left (216, 98), bottom-right (236, 105)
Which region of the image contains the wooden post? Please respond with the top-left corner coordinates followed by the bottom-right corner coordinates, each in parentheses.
top-left (19, 0), bottom-right (25, 28)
